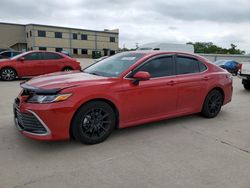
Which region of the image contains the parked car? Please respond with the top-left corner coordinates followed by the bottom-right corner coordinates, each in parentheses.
top-left (238, 62), bottom-right (250, 90)
top-left (14, 51), bottom-right (233, 144)
top-left (0, 50), bottom-right (21, 59)
top-left (0, 51), bottom-right (81, 81)
top-left (214, 60), bottom-right (239, 75)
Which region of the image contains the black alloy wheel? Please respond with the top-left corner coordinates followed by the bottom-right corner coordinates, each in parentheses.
top-left (0, 68), bottom-right (17, 81)
top-left (63, 67), bottom-right (73, 71)
top-left (201, 90), bottom-right (223, 118)
top-left (72, 101), bottom-right (116, 144)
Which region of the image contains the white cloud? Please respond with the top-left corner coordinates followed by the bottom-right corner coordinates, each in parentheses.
top-left (0, 0), bottom-right (250, 52)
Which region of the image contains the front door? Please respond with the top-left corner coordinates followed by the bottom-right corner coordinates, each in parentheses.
top-left (18, 52), bottom-right (45, 76)
top-left (119, 55), bottom-right (178, 126)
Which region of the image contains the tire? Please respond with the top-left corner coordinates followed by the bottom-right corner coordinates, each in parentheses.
top-left (243, 81), bottom-right (250, 90)
top-left (63, 67), bottom-right (73, 71)
top-left (201, 90), bottom-right (223, 118)
top-left (71, 101), bottom-right (116, 144)
top-left (0, 68), bottom-right (17, 81)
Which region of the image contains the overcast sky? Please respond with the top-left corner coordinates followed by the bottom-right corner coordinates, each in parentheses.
top-left (1, 0), bottom-right (250, 52)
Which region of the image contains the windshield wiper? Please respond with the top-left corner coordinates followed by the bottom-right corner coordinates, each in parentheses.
top-left (84, 71), bottom-right (102, 76)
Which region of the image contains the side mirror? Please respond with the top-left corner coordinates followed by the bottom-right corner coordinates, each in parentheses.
top-left (18, 57), bottom-right (25, 61)
top-left (133, 71), bottom-right (151, 81)
top-left (132, 71), bottom-right (151, 85)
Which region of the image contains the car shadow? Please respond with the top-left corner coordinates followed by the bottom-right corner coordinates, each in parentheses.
top-left (16, 114), bottom-right (203, 152)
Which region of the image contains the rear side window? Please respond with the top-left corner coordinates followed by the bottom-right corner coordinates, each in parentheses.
top-left (136, 56), bottom-right (174, 78)
top-left (24, 52), bottom-right (42, 60)
top-left (198, 61), bottom-right (207, 72)
top-left (43, 52), bottom-right (63, 60)
top-left (176, 56), bottom-right (200, 75)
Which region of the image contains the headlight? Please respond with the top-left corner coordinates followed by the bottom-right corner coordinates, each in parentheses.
top-left (27, 93), bottom-right (72, 103)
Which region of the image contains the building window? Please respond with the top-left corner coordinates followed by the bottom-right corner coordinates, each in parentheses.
top-left (55, 48), bottom-right (63, 52)
top-left (81, 49), bottom-right (88, 54)
top-left (38, 30), bottom-right (46, 37)
top-left (39, 47), bottom-right (47, 51)
top-left (26, 32), bottom-right (29, 38)
top-left (55, 32), bottom-right (62, 38)
top-left (73, 49), bottom-right (78, 54)
top-left (110, 37), bottom-right (115, 43)
top-left (81, 34), bottom-right (87, 40)
top-left (30, 31), bottom-right (32, 37)
top-left (110, 50), bottom-right (115, 55)
top-left (73, 33), bottom-right (77, 40)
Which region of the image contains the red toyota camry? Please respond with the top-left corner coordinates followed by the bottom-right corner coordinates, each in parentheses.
top-left (0, 51), bottom-right (81, 80)
top-left (14, 51), bottom-right (233, 144)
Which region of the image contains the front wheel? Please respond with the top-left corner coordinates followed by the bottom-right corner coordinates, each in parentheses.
top-left (201, 90), bottom-right (223, 118)
top-left (0, 68), bottom-right (17, 81)
top-left (71, 101), bottom-right (116, 144)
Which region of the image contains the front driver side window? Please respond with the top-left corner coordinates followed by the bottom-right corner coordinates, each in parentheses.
top-left (135, 56), bottom-right (175, 78)
top-left (24, 53), bottom-right (42, 60)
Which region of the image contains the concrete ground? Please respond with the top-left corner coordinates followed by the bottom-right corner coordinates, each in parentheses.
top-left (0, 62), bottom-right (250, 187)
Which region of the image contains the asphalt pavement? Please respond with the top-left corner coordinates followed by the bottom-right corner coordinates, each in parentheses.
top-left (0, 61), bottom-right (250, 188)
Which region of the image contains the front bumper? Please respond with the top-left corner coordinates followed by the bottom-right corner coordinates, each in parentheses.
top-left (13, 97), bottom-right (75, 141)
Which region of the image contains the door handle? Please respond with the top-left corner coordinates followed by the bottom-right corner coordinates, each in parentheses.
top-left (167, 80), bottom-right (177, 86)
top-left (202, 76), bottom-right (210, 81)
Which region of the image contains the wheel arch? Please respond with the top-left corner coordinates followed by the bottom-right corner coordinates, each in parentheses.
top-left (0, 66), bottom-right (18, 78)
top-left (62, 66), bottom-right (73, 71)
top-left (0, 66), bottom-right (18, 74)
top-left (69, 98), bottom-right (120, 139)
top-left (202, 87), bottom-right (225, 108)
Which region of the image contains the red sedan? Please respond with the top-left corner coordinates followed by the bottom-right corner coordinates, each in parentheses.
top-left (0, 51), bottom-right (81, 80)
top-left (14, 51), bottom-right (233, 144)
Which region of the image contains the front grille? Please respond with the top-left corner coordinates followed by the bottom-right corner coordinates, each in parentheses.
top-left (14, 106), bottom-right (47, 134)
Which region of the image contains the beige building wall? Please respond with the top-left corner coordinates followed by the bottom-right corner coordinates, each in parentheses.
top-left (0, 22), bottom-right (119, 57)
top-left (0, 23), bottom-right (26, 50)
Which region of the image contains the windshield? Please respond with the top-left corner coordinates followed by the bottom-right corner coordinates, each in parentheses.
top-left (84, 52), bottom-right (145, 77)
top-left (11, 51), bottom-right (29, 60)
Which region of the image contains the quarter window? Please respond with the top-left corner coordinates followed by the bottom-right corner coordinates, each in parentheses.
top-left (135, 56), bottom-right (175, 78)
top-left (176, 56), bottom-right (200, 75)
top-left (198, 61), bottom-right (207, 72)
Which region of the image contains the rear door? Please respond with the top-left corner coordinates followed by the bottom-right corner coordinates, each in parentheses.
top-left (42, 52), bottom-right (64, 74)
top-left (175, 55), bottom-right (208, 113)
top-left (18, 52), bottom-right (45, 76)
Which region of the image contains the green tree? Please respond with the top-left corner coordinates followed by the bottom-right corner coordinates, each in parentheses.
top-left (187, 42), bottom-right (245, 54)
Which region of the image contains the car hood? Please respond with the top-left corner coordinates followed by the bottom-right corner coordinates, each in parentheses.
top-left (21, 71), bottom-right (114, 92)
top-left (0, 59), bottom-right (11, 62)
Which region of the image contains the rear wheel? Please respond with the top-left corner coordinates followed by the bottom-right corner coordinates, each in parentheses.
top-left (72, 101), bottom-right (116, 144)
top-left (0, 68), bottom-right (17, 81)
top-left (63, 67), bottom-right (73, 71)
top-left (243, 80), bottom-right (250, 90)
top-left (201, 90), bottom-right (223, 118)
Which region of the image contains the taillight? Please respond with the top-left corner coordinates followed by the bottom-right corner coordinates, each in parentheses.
top-left (238, 63), bottom-right (242, 70)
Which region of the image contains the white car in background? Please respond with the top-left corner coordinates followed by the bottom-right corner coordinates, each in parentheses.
top-left (238, 62), bottom-right (250, 90)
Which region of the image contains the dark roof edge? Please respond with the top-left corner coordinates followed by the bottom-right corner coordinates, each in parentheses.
top-left (0, 22), bottom-right (119, 35)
